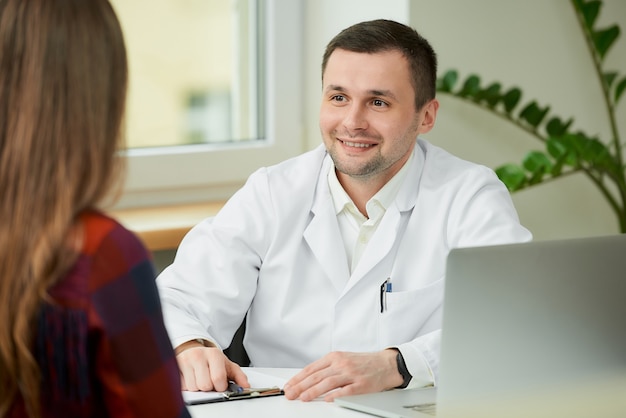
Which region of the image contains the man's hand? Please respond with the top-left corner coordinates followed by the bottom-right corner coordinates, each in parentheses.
top-left (175, 340), bottom-right (249, 392)
top-left (283, 349), bottom-right (403, 402)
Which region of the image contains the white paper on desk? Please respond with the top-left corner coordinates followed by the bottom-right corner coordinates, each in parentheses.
top-left (182, 390), bottom-right (226, 404)
top-left (182, 368), bottom-right (288, 404)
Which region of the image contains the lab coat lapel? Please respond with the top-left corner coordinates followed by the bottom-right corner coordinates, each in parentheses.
top-left (344, 141), bottom-right (425, 292)
top-left (346, 206), bottom-right (402, 289)
top-left (303, 158), bottom-right (350, 292)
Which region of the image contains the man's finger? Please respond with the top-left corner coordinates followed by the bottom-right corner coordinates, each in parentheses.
top-left (227, 362), bottom-right (250, 388)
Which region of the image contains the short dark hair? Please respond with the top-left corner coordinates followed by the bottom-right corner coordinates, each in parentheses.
top-left (321, 19), bottom-right (437, 111)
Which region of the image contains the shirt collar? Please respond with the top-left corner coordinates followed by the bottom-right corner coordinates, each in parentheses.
top-left (328, 151), bottom-right (414, 218)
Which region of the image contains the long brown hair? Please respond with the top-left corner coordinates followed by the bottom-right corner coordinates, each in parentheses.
top-left (0, 0), bottom-right (128, 416)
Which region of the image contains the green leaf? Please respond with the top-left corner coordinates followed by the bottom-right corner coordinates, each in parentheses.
top-left (559, 133), bottom-right (616, 171)
top-left (574, 0), bottom-right (601, 29)
top-left (501, 88), bottom-right (522, 113)
top-left (592, 25), bottom-right (620, 59)
top-left (519, 101), bottom-right (550, 128)
top-left (549, 135), bottom-right (580, 167)
top-left (495, 164), bottom-right (527, 191)
top-left (523, 151), bottom-right (553, 175)
top-left (550, 156), bottom-right (566, 176)
top-left (603, 71), bottom-right (618, 89)
top-left (528, 171), bottom-right (544, 185)
top-left (545, 117), bottom-right (573, 137)
top-left (437, 70), bottom-right (458, 92)
top-left (546, 137), bottom-right (568, 159)
top-left (569, 134), bottom-right (622, 177)
top-left (457, 75), bottom-right (481, 98)
top-left (481, 83), bottom-right (502, 108)
top-left (547, 140), bottom-right (584, 176)
top-left (581, 137), bottom-right (611, 165)
top-left (566, 133), bottom-right (588, 155)
top-left (614, 76), bottom-right (626, 104)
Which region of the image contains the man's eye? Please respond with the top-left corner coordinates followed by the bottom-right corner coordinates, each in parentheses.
top-left (332, 95), bottom-right (346, 102)
top-left (372, 99), bottom-right (387, 107)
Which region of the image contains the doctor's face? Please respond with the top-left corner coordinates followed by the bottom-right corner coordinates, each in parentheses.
top-left (320, 48), bottom-right (437, 185)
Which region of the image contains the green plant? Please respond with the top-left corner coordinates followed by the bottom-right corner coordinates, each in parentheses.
top-left (436, 0), bottom-right (626, 232)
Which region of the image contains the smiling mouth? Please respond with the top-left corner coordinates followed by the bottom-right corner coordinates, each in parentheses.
top-left (340, 139), bottom-right (375, 148)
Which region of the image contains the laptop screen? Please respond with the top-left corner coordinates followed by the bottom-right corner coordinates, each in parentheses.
top-left (437, 234), bottom-right (626, 418)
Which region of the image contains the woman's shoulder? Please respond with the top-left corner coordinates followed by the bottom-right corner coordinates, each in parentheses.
top-left (80, 210), bottom-right (147, 256)
top-left (79, 210), bottom-right (154, 287)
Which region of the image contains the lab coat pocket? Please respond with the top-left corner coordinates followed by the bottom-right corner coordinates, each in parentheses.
top-left (377, 278), bottom-right (444, 347)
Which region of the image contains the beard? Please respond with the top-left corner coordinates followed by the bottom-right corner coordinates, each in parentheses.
top-left (322, 114), bottom-right (421, 181)
top-left (328, 144), bottom-right (388, 179)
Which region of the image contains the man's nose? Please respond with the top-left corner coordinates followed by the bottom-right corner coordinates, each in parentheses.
top-left (342, 104), bottom-right (369, 131)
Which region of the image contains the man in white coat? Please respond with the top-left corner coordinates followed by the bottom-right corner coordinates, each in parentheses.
top-left (157, 19), bottom-right (532, 402)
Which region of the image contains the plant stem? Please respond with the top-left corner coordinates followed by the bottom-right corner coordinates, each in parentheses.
top-left (569, 0), bottom-right (623, 168)
top-left (439, 92), bottom-right (625, 231)
top-left (570, 0), bottom-right (626, 226)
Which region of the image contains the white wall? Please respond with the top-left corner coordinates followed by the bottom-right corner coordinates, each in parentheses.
top-left (303, 0), bottom-right (409, 150)
top-left (411, 0), bottom-right (626, 240)
top-left (303, 0), bottom-right (626, 240)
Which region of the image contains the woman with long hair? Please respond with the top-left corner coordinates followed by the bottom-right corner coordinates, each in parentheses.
top-left (0, 0), bottom-right (190, 416)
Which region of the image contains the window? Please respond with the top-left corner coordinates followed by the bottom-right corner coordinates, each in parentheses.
top-left (112, 0), bottom-right (303, 208)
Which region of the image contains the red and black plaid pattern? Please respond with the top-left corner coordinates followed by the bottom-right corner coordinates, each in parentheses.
top-left (11, 211), bottom-right (190, 418)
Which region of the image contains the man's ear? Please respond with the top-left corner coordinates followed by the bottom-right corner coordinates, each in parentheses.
top-left (418, 99), bottom-right (439, 134)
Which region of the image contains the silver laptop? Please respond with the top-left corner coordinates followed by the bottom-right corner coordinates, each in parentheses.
top-left (336, 234), bottom-right (626, 418)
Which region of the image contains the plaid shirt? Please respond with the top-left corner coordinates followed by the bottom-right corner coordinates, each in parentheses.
top-left (10, 211), bottom-right (190, 418)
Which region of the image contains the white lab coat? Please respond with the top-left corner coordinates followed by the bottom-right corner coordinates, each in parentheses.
top-left (157, 139), bottom-right (532, 385)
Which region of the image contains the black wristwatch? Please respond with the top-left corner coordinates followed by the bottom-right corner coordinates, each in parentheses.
top-left (395, 351), bottom-right (412, 389)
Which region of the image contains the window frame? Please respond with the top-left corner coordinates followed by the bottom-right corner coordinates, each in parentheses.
top-left (116, 0), bottom-right (304, 209)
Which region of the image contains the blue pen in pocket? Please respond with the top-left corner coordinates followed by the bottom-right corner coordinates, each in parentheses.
top-left (380, 278), bottom-right (392, 313)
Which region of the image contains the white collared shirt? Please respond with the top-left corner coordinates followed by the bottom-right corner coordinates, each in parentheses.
top-left (328, 152), bottom-right (414, 274)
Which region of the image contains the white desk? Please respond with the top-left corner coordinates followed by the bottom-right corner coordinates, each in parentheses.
top-left (187, 368), bottom-right (367, 418)
top-left (187, 368), bottom-right (626, 418)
